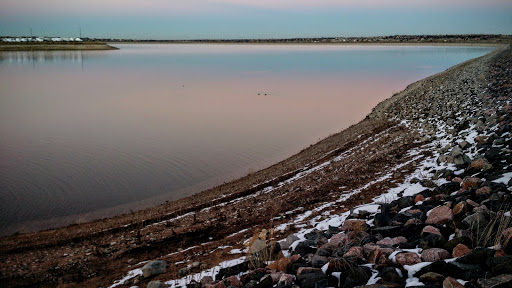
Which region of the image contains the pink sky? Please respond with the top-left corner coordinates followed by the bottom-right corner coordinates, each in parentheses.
top-left (2, 0), bottom-right (511, 16)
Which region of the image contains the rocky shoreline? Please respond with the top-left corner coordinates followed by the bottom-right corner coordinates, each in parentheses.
top-left (122, 45), bottom-right (512, 288)
top-left (1, 44), bottom-right (511, 287)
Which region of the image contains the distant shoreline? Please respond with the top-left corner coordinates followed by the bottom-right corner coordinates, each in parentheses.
top-left (104, 34), bottom-right (511, 45)
top-left (109, 41), bottom-right (505, 47)
top-left (0, 42), bottom-right (118, 51)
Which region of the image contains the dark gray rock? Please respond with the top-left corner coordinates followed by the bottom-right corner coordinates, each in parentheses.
top-left (462, 212), bottom-right (489, 230)
top-left (486, 256), bottom-right (512, 275)
top-left (420, 232), bottom-right (446, 248)
top-left (485, 147), bottom-right (502, 162)
top-left (477, 274), bottom-right (512, 288)
top-left (456, 247), bottom-right (495, 266)
top-left (371, 226), bottom-right (401, 238)
top-left (258, 275), bottom-right (274, 288)
top-left (142, 260), bottom-right (167, 278)
top-left (315, 248), bottom-right (331, 257)
top-left (179, 267), bottom-right (190, 277)
top-left (147, 280), bottom-right (165, 288)
top-left (311, 255), bottom-right (328, 268)
top-left (438, 182), bottom-right (461, 194)
top-left (286, 234), bottom-right (300, 247)
top-left (340, 266), bottom-right (372, 288)
top-left (392, 196), bottom-right (414, 209)
top-left (294, 240), bottom-right (318, 256)
top-left (244, 280), bottom-right (259, 288)
top-left (297, 272), bottom-right (327, 288)
top-left (413, 260), bottom-right (484, 280)
top-left (377, 267), bottom-right (405, 287)
top-left (216, 262), bottom-right (250, 280)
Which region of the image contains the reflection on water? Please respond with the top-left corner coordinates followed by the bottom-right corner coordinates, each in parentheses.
top-left (0, 50), bottom-right (109, 65)
top-left (0, 44), bottom-right (494, 235)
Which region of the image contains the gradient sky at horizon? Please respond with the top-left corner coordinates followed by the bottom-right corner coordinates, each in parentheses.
top-left (1, 0), bottom-right (511, 39)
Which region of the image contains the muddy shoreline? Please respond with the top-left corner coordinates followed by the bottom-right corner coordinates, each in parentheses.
top-left (0, 44), bottom-right (510, 287)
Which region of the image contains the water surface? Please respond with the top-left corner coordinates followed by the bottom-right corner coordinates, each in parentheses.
top-left (0, 44), bottom-right (493, 235)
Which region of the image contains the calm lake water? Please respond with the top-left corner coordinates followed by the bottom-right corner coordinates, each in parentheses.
top-left (0, 44), bottom-right (493, 235)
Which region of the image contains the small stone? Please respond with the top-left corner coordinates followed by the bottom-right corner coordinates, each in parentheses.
top-left (340, 219), bottom-right (367, 232)
top-left (470, 158), bottom-right (492, 171)
top-left (267, 257), bottom-right (291, 272)
top-left (426, 204), bottom-right (453, 225)
top-left (422, 225), bottom-right (442, 236)
top-left (343, 246), bottom-right (364, 259)
top-left (421, 248), bottom-right (451, 262)
top-left (458, 141), bottom-right (470, 150)
top-left (286, 234), bottom-right (300, 247)
top-left (502, 227), bottom-right (512, 239)
top-left (296, 270), bottom-right (327, 288)
top-left (475, 136), bottom-right (489, 144)
top-left (461, 177), bottom-right (481, 190)
top-left (453, 201), bottom-right (468, 216)
top-left (363, 244), bottom-right (384, 264)
top-left (405, 218), bottom-right (422, 226)
top-left (494, 249), bottom-right (507, 257)
top-left (277, 274), bottom-right (295, 286)
top-left (452, 244), bottom-right (472, 258)
top-left (257, 275), bottom-right (273, 288)
top-left (463, 212), bottom-right (489, 229)
top-left (223, 275), bottom-right (243, 287)
top-left (414, 194), bottom-right (425, 203)
top-left (476, 186), bottom-right (491, 195)
top-left (477, 274), bottom-right (512, 288)
top-left (279, 240), bottom-right (290, 251)
top-left (377, 267), bottom-right (405, 286)
top-left (296, 267), bottom-right (323, 276)
top-left (443, 276), bottom-right (465, 288)
top-left (466, 199), bottom-right (480, 207)
top-left (201, 276), bottom-right (215, 286)
top-left (377, 236), bottom-right (408, 247)
top-left (147, 280), bottom-right (165, 288)
top-left (311, 255), bottom-right (328, 268)
top-left (325, 258), bottom-right (352, 274)
top-left (290, 254), bottom-right (301, 263)
top-left (178, 267), bottom-right (190, 277)
top-left (419, 272), bottom-right (444, 284)
top-left (395, 252), bottom-right (421, 266)
top-left (326, 232), bottom-right (350, 248)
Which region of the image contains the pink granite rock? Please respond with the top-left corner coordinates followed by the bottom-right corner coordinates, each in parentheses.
top-left (426, 204), bottom-right (453, 225)
top-left (443, 277), bottom-right (465, 288)
top-left (452, 244), bottom-right (472, 258)
top-left (421, 248), bottom-right (451, 262)
top-left (343, 246), bottom-right (364, 259)
top-left (395, 252), bottom-right (421, 266)
top-left (377, 236), bottom-right (408, 247)
top-left (340, 219), bottom-right (367, 232)
top-left (421, 225), bottom-right (442, 236)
